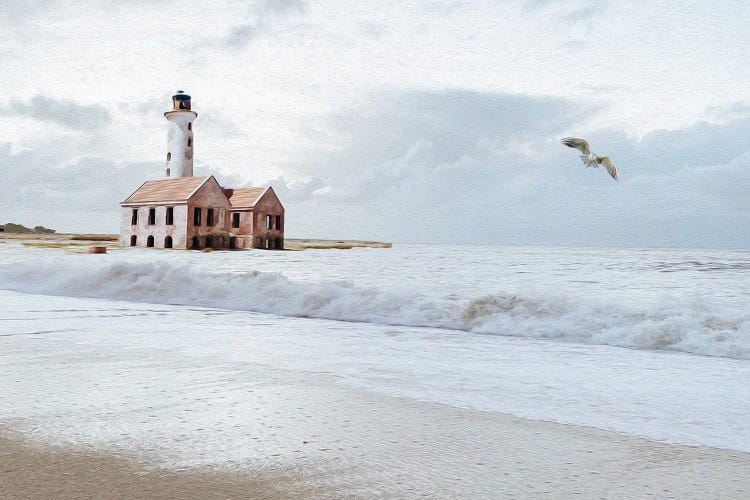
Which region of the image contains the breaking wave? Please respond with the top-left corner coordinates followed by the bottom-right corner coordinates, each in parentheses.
top-left (1, 260), bottom-right (749, 359)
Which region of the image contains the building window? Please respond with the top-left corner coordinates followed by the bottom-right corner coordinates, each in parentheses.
top-left (266, 215), bottom-right (272, 230)
top-left (232, 212), bottom-right (240, 228)
top-left (166, 207), bottom-right (174, 225)
top-left (130, 235), bottom-right (137, 246)
top-left (275, 215), bottom-right (281, 231)
top-left (207, 208), bottom-right (215, 226)
top-left (167, 152), bottom-right (171, 161)
top-left (193, 207), bottom-right (201, 226)
top-left (146, 235), bottom-right (155, 247)
top-left (164, 236), bottom-right (173, 248)
top-left (166, 168), bottom-right (170, 177)
top-left (131, 209), bottom-right (138, 225)
top-left (188, 122), bottom-right (192, 131)
top-left (187, 137), bottom-right (192, 147)
top-left (148, 208), bottom-right (156, 225)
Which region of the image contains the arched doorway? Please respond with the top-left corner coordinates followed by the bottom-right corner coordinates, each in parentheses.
top-left (146, 235), bottom-right (155, 247)
top-left (229, 237), bottom-right (236, 249)
top-left (130, 235), bottom-right (137, 246)
top-left (191, 237), bottom-right (200, 250)
top-left (164, 236), bottom-right (173, 248)
top-left (205, 235), bottom-right (213, 249)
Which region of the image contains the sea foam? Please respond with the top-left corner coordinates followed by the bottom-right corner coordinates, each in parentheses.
top-left (1, 259), bottom-right (748, 359)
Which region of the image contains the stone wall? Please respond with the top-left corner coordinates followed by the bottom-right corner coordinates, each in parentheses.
top-left (120, 205), bottom-right (188, 249)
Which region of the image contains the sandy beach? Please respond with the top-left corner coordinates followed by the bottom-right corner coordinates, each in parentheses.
top-left (3, 374), bottom-right (750, 499)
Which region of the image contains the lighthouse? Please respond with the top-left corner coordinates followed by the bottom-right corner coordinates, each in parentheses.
top-left (121, 90), bottom-right (286, 250)
top-left (164, 90), bottom-right (197, 178)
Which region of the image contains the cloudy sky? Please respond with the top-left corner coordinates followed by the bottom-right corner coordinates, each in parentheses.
top-left (1, 0), bottom-right (749, 247)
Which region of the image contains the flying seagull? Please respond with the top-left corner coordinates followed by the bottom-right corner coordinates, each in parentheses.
top-left (560, 137), bottom-right (618, 181)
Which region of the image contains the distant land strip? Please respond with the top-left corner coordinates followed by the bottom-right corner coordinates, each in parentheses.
top-left (0, 232), bottom-right (391, 250)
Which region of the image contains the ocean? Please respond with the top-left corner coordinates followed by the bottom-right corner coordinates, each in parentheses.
top-left (1, 242), bottom-right (749, 465)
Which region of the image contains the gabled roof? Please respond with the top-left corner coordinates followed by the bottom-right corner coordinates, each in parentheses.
top-left (223, 187), bottom-right (268, 208)
top-left (121, 176), bottom-right (210, 205)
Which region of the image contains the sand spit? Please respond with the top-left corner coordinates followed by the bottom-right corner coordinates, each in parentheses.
top-left (0, 233), bottom-right (391, 250)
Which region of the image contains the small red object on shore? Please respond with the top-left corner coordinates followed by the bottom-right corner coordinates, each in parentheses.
top-left (88, 246), bottom-right (107, 254)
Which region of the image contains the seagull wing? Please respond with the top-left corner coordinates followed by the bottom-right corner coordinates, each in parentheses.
top-left (560, 137), bottom-right (591, 156)
top-left (596, 156), bottom-right (618, 180)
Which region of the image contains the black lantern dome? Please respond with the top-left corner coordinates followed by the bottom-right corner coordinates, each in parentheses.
top-left (172, 90), bottom-right (191, 110)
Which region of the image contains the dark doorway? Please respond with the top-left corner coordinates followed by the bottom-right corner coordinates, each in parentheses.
top-left (130, 235), bottom-right (137, 246)
top-left (191, 237), bottom-right (200, 249)
top-left (164, 236), bottom-right (173, 248)
top-left (205, 236), bottom-right (213, 249)
top-left (229, 237), bottom-right (236, 249)
top-left (275, 238), bottom-right (282, 250)
top-left (146, 235), bottom-right (155, 247)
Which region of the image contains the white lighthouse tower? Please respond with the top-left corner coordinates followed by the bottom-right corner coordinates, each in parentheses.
top-left (164, 90), bottom-right (197, 178)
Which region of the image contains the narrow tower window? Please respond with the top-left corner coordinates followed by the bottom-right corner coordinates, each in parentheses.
top-left (166, 207), bottom-right (174, 225)
top-left (188, 122), bottom-right (192, 130)
top-left (167, 152), bottom-right (171, 161)
top-left (131, 209), bottom-right (138, 225)
top-left (207, 208), bottom-right (215, 226)
top-left (187, 138), bottom-right (192, 147)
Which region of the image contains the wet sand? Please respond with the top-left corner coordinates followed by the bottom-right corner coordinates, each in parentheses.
top-left (0, 430), bottom-right (334, 500)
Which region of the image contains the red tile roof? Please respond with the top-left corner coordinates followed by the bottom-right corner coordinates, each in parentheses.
top-left (223, 187), bottom-right (266, 208)
top-left (122, 177), bottom-right (209, 204)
